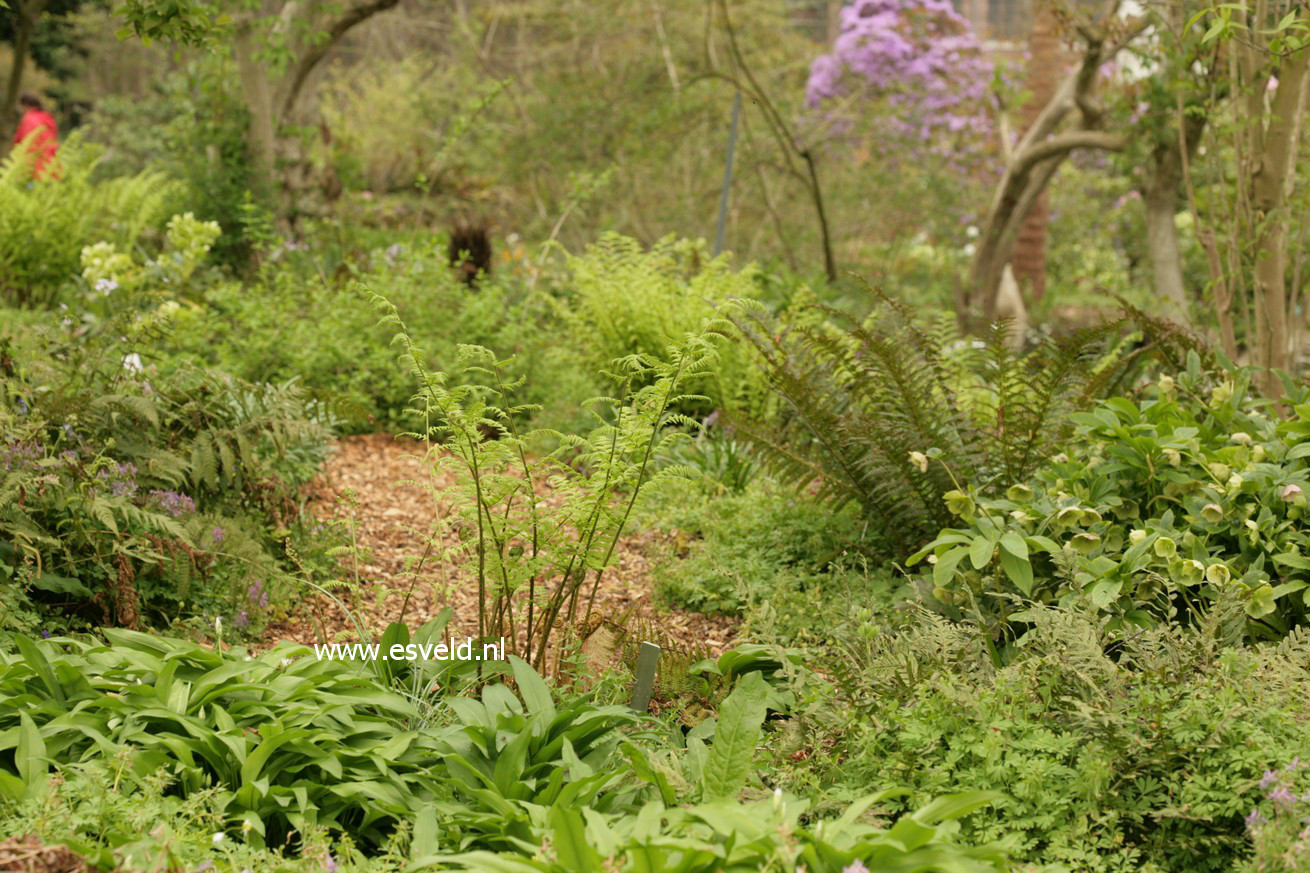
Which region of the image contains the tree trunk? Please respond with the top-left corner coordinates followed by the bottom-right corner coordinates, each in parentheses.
top-left (1143, 179), bottom-right (1188, 322)
top-left (1141, 112), bottom-right (1205, 323)
top-left (969, 0), bottom-right (1137, 322)
top-left (233, 23), bottom-right (278, 184)
top-left (231, 0), bottom-right (401, 214)
top-left (2, 0), bottom-right (45, 153)
top-left (1011, 0), bottom-right (1061, 301)
top-left (1250, 46), bottom-right (1310, 392)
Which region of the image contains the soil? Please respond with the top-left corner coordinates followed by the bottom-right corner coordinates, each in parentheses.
top-left (262, 434), bottom-right (739, 660)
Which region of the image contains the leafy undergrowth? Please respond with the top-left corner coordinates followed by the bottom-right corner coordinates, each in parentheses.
top-left (0, 622), bottom-right (1007, 872)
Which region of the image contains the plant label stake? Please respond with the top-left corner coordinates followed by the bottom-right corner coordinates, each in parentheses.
top-left (629, 641), bottom-right (661, 712)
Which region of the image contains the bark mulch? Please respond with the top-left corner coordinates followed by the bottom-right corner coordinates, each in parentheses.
top-left (0, 836), bottom-right (92, 873)
top-left (262, 434), bottom-right (738, 659)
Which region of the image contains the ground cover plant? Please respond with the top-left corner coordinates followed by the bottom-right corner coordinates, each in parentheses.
top-left (6, 0), bottom-right (1310, 869)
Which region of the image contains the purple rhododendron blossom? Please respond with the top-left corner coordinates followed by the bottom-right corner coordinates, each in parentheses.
top-left (806, 0), bottom-right (997, 164)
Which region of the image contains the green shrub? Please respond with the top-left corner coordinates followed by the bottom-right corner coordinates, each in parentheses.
top-left (165, 238), bottom-right (599, 435)
top-left (0, 137), bottom-right (180, 307)
top-left (647, 478), bottom-right (887, 623)
top-left (791, 603), bottom-right (1310, 872)
top-left (911, 355), bottom-right (1310, 642)
top-left (0, 302), bottom-right (331, 632)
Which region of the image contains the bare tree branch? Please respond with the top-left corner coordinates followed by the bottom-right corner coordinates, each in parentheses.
top-left (278, 0), bottom-right (403, 122)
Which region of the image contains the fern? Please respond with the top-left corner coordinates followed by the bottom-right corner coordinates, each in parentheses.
top-left (731, 294), bottom-right (1126, 555)
top-left (0, 135), bottom-right (180, 307)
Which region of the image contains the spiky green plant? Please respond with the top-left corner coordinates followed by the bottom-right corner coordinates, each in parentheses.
top-left (730, 294), bottom-right (1127, 554)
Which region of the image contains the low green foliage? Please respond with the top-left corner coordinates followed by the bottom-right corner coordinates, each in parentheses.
top-left (0, 281), bottom-right (331, 633)
top-left (648, 477), bottom-right (887, 623)
top-left (0, 138), bottom-right (180, 307)
top-left (911, 354), bottom-right (1310, 642)
top-left (785, 604), bottom-right (1310, 872)
top-left (165, 236), bottom-right (600, 435)
top-left (0, 628), bottom-right (1007, 871)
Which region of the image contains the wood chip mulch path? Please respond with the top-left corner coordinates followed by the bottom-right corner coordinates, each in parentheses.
top-left (262, 434), bottom-right (739, 659)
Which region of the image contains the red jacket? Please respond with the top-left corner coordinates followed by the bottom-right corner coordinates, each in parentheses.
top-left (14, 109), bottom-right (59, 179)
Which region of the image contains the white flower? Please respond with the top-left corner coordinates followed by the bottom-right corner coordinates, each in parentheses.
top-left (211, 832), bottom-right (226, 844)
top-left (94, 277), bottom-right (119, 296)
top-left (123, 353), bottom-right (143, 374)
top-left (909, 451), bottom-right (929, 473)
top-left (962, 243), bottom-right (977, 257)
top-left (966, 225), bottom-right (979, 239)
top-left (1230, 432), bottom-right (1252, 446)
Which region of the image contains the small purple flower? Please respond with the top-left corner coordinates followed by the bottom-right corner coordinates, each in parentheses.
top-left (1260, 770), bottom-right (1280, 790)
top-left (210, 526), bottom-right (225, 545)
top-left (1, 440), bottom-right (43, 472)
top-left (1246, 808), bottom-right (1267, 830)
top-left (1269, 786), bottom-right (1298, 809)
top-left (16, 397), bottom-right (28, 415)
top-left (41, 630), bottom-right (51, 639)
top-left (150, 489), bottom-right (196, 517)
top-left (325, 857), bottom-right (338, 873)
top-left (1288, 758), bottom-right (1303, 771)
top-left (248, 581), bottom-right (268, 609)
top-left (234, 610), bottom-right (250, 629)
top-left (60, 450), bottom-right (78, 464)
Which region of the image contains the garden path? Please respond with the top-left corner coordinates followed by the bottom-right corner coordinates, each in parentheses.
top-left (263, 434), bottom-right (738, 658)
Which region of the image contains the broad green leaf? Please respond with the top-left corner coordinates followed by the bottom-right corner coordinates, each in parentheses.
top-left (999, 532), bottom-right (1028, 561)
top-left (1273, 552), bottom-right (1310, 570)
top-left (701, 671), bottom-right (769, 799)
top-left (14, 636), bottom-right (65, 705)
top-left (969, 535), bottom-right (995, 570)
top-left (17, 712), bottom-right (47, 797)
top-left (509, 655), bottom-right (555, 720)
top-left (933, 546), bottom-right (969, 587)
top-left (412, 803), bottom-right (438, 858)
top-left (549, 804), bottom-right (602, 870)
top-left (999, 549), bottom-right (1034, 595)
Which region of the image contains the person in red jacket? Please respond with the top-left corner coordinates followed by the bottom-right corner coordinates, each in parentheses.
top-left (13, 93), bottom-right (59, 180)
